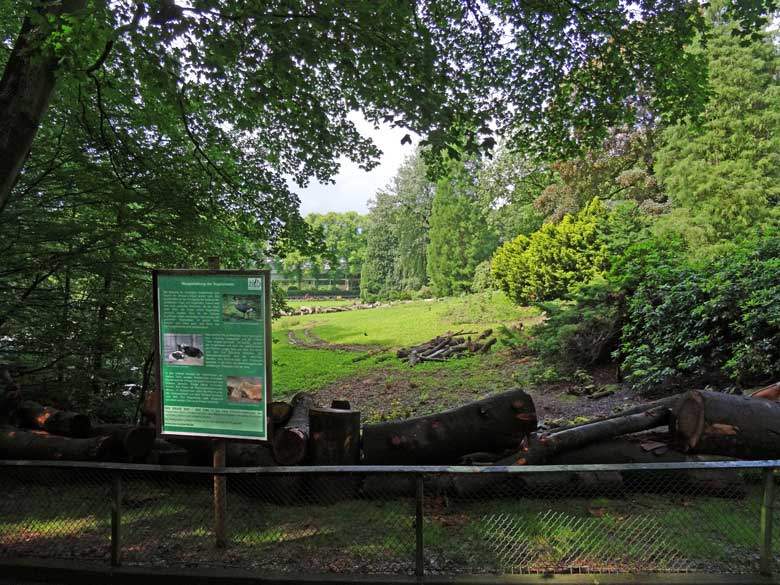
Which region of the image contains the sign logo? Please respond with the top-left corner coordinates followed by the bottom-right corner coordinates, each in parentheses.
top-left (247, 277), bottom-right (263, 290)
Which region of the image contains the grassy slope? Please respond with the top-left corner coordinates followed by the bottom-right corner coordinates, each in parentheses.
top-left (271, 292), bottom-right (537, 398)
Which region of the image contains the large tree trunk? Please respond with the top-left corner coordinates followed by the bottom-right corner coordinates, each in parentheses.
top-left (308, 406), bottom-right (362, 500)
top-left (273, 392), bottom-right (316, 465)
top-left (0, 1), bottom-right (87, 212)
top-left (0, 426), bottom-right (111, 460)
top-left (362, 388), bottom-right (537, 465)
top-left (549, 438), bottom-right (745, 497)
top-left (17, 400), bottom-right (92, 437)
top-left (449, 406), bottom-right (671, 497)
top-left (309, 407), bottom-right (361, 465)
top-left (91, 424), bottom-right (155, 460)
top-left (518, 406), bottom-right (671, 466)
top-left (674, 390), bottom-right (780, 459)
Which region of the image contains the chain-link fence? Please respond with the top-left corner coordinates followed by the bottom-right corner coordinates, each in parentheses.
top-left (1, 460), bottom-right (778, 581)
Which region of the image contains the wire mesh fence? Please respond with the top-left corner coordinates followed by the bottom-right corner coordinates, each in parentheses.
top-left (0, 460), bottom-right (778, 580)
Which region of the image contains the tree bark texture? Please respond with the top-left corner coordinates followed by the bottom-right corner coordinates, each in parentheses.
top-left (0, 1), bottom-right (87, 211)
top-left (269, 401), bottom-right (293, 427)
top-left (308, 407), bottom-right (361, 465)
top-left (361, 388), bottom-right (537, 465)
top-left (17, 400), bottom-right (92, 437)
top-left (273, 392), bottom-right (316, 465)
top-left (91, 424), bottom-right (155, 460)
top-left (674, 390), bottom-right (780, 459)
top-left (519, 406), bottom-right (671, 465)
top-left (0, 426), bottom-right (111, 461)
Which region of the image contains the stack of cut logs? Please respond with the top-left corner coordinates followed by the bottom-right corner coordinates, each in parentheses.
top-left (397, 329), bottom-right (497, 367)
top-left (3, 372), bottom-right (780, 497)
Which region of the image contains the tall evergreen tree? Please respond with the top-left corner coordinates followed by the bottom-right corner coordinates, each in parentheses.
top-left (427, 159), bottom-right (497, 296)
top-left (655, 9), bottom-right (780, 240)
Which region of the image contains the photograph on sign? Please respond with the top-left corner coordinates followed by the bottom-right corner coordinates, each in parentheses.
top-left (154, 271), bottom-right (271, 441)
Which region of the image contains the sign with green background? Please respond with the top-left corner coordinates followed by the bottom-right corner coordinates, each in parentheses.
top-left (154, 271), bottom-right (270, 440)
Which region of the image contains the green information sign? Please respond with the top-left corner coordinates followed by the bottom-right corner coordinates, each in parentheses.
top-left (153, 270), bottom-right (271, 441)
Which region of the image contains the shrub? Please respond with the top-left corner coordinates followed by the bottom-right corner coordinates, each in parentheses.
top-left (491, 198), bottom-right (610, 304)
top-left (471, 259), bottom-right (495, 293)
top-left (532, 278), bottom-right (624, 372)
top-left (620, 232), bottom-right (780, 391)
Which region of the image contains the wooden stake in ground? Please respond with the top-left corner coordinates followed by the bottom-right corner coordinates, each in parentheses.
top-left (208, 256), bottom-right (227, 549)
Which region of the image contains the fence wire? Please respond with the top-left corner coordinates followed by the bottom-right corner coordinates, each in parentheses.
top-left (0, 461), bottom-right (777, 578)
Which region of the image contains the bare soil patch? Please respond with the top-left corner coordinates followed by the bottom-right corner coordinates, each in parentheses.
top-left (313, 353), bottom-right (648, 425)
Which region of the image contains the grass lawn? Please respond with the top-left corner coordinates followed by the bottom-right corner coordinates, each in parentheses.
top-left (270, 292), bottom-right (539, 399)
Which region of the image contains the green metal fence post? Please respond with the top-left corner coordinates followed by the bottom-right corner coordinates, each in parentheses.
top-left (415, 474), bottom-right (424, 583)
top-left (111, 471), bottom-right (122, 568)
top-left (760, 467), bottom-right (775, 576)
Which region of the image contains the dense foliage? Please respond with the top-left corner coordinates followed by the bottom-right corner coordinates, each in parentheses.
top-left (621, 234), bottom-right (780, 391)
top-left (491, 199), bottom-right (612, 304)
top-left (427, 158), bottom-right (497, 296)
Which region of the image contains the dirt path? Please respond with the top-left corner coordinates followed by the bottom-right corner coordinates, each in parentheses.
top-left (287, 327), bottom-right (382, 353)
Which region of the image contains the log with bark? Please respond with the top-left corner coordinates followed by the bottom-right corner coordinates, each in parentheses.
top-left (396, 329), bottom-right (498, 367)
top-left (269, 401), bottom-right (293, 427)
top-left (448, 406), bottom-right (672, 497)
top-left (0, 426), bottom-right (112, 461)
top-left (309, 407), bottom-right (361, 466)
top-left (548, 436), bottom-right (746, 497)
top-left (91, 424), bottom-right (155, 460)
top-left (750, 381), bottom-right (780, 401)
top-left (673, 389), bottom-right (780, 459)
top-left (509, 406), bottom-right (672, 466)
top-left (273, 392), bottom-right (316, 465)
top-left (307, 407), bottom-right (362, 500)
top-left (17, 400), bottom-right (92, 437)
top-left (362, 388), bottom-right (537, 465)
top-left (144, 438), bottom-right (190, 465)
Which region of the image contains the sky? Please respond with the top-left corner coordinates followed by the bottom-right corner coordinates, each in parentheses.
top-left (296, 116), bottom-right (419, 216)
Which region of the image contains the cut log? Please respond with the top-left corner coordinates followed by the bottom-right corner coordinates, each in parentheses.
top-left (362, 388), bottom-right (537, 465)
top-left (452, 406), bottom-right (671, 497)
top-left (750, 382), bottom-right (780, 401)
top-left (165, 437), bottom-right (276, 467)
top-left (308, 407), bottom-right (362, 500)
top-left (268, 401), bottom-right (293, 427)
top-left (0, 426), bottom-right (112, 461)
top-left (92, 424), bottom-right (155, 459)
top-left (674, 390), bottom-right (780, 459)
top-left (551, 395), bottom-right (679, 433)
top-left (518, 406), bottom-right (671, 465)
top-left (145, 438), bottom-right (190, 465)
top-left (17, 400), bottom-right (91, 437)
top-left (227, 443), bottom-right (276, 467)
top-left (549, 438), bottom-right (745, 497)
top-left (273, 392), bottom-right (316, 465)
top-left (309, 407), bottom-right (361, 465)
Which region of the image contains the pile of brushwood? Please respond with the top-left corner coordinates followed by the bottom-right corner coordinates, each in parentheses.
top-left (3, 362), bottom-right (780, 496)
top-left (396, 329), bottom-right (497, 367)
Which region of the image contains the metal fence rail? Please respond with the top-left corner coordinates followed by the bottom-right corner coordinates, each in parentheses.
top-left (1, 459), bottom-right (779, 582)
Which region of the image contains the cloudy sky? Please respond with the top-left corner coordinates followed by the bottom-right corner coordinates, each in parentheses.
top-left (296, 116), bottom-right (419, 216)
